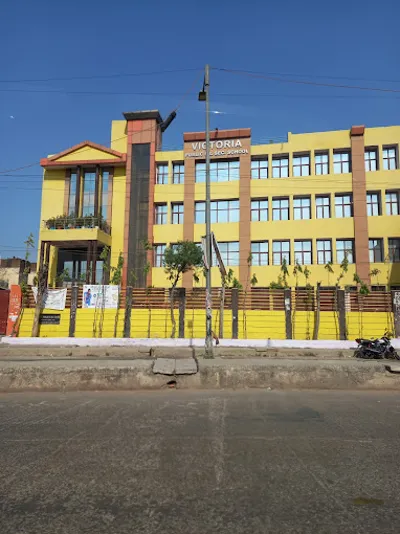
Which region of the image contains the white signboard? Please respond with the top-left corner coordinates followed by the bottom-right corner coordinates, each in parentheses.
top-left (184, 139), bottom-right (249, 158)
top-left (32, 287), bottom-right (67, 311)
top-left (82, 285), bottom-right (119, 309)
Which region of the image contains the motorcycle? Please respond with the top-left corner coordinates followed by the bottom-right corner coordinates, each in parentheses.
top-left (354, 332), bottom-right (400, 360)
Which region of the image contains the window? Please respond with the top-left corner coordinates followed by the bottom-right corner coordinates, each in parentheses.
top-left (369, 239), bottom-right (383, 263)
top-left (154, 204), bottom-right (167, 225)
top-left (315, 152), bottom-right (329, 175)
top-left (251, 159), bottom-right (268, 179)
top-left (101, 170), bottom-right (109, 219)
top-left (172, 163), bottom-right (184, 184)
top-left (216, 242), bottom-right (239, 266)
top-left (316, 195), bottom-right (330, 219)
top-left (389, 238), bottom-right (400, 262)
top-left (82, 170), bottom-right (96, 216)
top-left (317, 240), bottom-right (332, 264)
top-left (293, 197), bottom-right (311, 220)
top-left (171, 203), bottom-right (184, 224)
top-left (195, 160), bottom-right (240, 182)
top-left (386, 191), bottom-right (399, 215)
top-left (156, 164), bottom-right (168, 184)
top-left (335, 194), bottom-right (353, 218)
top-left (272, 240), bottom-right (290, 265)
top-left (69, 170), bottom-right (77, 215)
top-left (195, 200), bottom-right (239, 223)
top-left (365, 149), bottom-right (378, 171)
top-left (272, 197), bottom-right (289, 221)
top-left (383, 146), bottom-right (397, 170)
top-left (336, 239), bottom-right (354, 264)
top-left (251, 199), bottom-right (268, 222)
top-left (251, 242), bottom-right (269, 266)
top-left (333, 151), bottom-right (350, 174)
top-left (293, 154), bottom-right (310, 177)
top-left (366, 192), bottom-right (381, 216)
top-left (294, 240), bottom-right (312, 265)
top-left (153, 244), bottom-right (166, 267)
top-left (272, 156), bottom-right (289, 178)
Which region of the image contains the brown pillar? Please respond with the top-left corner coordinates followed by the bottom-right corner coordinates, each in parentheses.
top-left (91, 241), bottom-right (97, 284)
top-left (350, 125), bottom-right (370, 285)
top-left (94, 165), bottom-right (100, 217)
top-left (86, 242), bottom-right (92, 284)
top-left (107, 169), bottom-right (114, 224)
top-left (63, 169), bottom-right (71, 215)
top-left (182, 158), bottom-right (195, 289)
top-left (239, 151), bottom-right (251, 288)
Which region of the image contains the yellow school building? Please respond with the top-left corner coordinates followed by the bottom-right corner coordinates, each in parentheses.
top-left (39, 110), bottom-right (400, 290)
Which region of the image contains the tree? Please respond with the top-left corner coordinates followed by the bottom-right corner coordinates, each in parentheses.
top-left (164, 240), bottom-right (203, 338)
top-left (111, 252), bottom-right (124, 337)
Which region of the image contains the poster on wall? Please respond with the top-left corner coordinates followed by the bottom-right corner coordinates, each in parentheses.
top-left (82, 285), bottom-right (119, 309)
top-left (32, 287), bottom-right (67, 311)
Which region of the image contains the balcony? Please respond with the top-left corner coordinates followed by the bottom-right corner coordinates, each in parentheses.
top-left (41, 215), bottom-right (112, 247)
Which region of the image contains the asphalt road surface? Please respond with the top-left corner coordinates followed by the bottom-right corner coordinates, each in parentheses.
top-left (0, 390), bottom-right (399, 534)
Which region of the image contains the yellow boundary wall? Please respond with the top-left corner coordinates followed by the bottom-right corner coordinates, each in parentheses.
top-left (18, 308), bottom-right (395, 340)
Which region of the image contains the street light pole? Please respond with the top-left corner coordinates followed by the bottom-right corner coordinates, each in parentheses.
top-left (204, 64), bottom-right (213, 358)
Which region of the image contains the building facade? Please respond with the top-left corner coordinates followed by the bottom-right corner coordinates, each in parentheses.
top-left (39, 110), bottom-right (400, 289)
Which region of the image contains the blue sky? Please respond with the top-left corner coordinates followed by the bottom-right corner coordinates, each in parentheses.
top-left (0, 0), bottom-right (399, 260)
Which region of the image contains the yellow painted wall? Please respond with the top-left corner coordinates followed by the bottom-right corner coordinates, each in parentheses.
top-left (17, 307), bottom-right (396, 341)
top-left (110, 120), bottom-right (127, 153)
top-left (55, 146), bottom-right (120, 162)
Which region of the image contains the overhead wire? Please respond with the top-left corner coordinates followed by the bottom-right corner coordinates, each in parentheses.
top-left (213, 67), bottom-right (400, 94)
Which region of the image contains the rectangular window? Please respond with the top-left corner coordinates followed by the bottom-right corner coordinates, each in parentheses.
top-left (195, 160), bottom-right (240, 183)
top-left (172, 163), bottom-right (184, 184)
top-left (315, 152), bottom-right (329, 175)
top-left (293, 154), bottom-right (310, 177)
top-left (294, 240), bottom-right (312, 265)
top-left (156, 164), bottom-right (168, 185)
top-left (316, 195), bottom-right (330, 219)
top-left (251, 159), bottom-right (268, 180)
top-left (335, 194), bottom-right (353, 218)
top-left (195, 200), bottom-right (239, 223)
top-left (333, 151), bottom-right (350, 174)
top-left (251, 241), bottom-right (269, 266)
top-left (383, 146), bottom-right (397, 170)
top-left (216, 242), bottom-right (239, 266)
top-left (317, 240), bottom-right (332, 264)
top-left (389, 238), bottom-right (400, 262)
top-left (154, 204), bottom-right (167, 225)
top-left (272, 240), bottom-right (290, 265)
top-left (272, 156), bottom-right (289, 178)
top-left (153, 244), bottom-right (166, 267)
top-left (171, 203), bottom-right (184, 224)
top-left (101, 170), bottom-right (109, 219)
top-left (365, 149), bottom-right (378, 171)
top-left (293, 196), bottom-right (311, 220)
top-left (82, 170), bottom-right (96, 216)
top-left (386, 191), bottom-right (399, 215)
top-left (69, 171), bottom-right (77, 215)
top-left (366, 192), bottom-right (381, 216)
top-left (272, 197), bottom-right (289, 221)
top-left (336, 239), bottom-right (354, 264)
top-left (369, 239), bottom-right (383, 263)
top-left (251, 199), bottom-right (268, 222)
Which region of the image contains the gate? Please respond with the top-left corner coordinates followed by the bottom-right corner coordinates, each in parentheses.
top-left (0, 289), bottom-right (10, 335)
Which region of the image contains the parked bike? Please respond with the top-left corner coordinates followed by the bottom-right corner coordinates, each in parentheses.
top-left (354, 332), bottom-right (400, 360)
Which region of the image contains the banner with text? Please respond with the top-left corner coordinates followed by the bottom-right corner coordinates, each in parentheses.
top-left (82, 285), bottom-right (119, 309)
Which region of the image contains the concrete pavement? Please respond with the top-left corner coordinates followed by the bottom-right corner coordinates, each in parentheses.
top-left (0, 390), bottom-right (400, 533)
top-left (0, 357), bottom-right (399, 392)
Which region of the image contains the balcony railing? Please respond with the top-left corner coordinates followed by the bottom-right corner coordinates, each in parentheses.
top-left (43, 215), bottom-right (111, 235)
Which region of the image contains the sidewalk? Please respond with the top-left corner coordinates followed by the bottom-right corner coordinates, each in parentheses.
top-left (0, 356), bottom-right (399, 393)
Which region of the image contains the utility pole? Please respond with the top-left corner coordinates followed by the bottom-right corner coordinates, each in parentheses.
top-left (202, 64), bottom-right (213, 358)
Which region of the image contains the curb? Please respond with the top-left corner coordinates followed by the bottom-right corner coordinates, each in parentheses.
top-left (0, 358), bottom-right (398, 392)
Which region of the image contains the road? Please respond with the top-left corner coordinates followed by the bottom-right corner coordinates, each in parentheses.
top-left (0, 390), bottom-right (399, 534)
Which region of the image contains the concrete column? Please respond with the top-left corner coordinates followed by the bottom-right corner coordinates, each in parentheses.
top-left (69, 285), bottom-right (79, 337)
top-left (284, 288), bottom-right (292, 339)
top-left (391, 290), bottom-right (400, 338)
top-left (336, 289), bottom-right (347, 340)
top-left (350, 126), bottom-right (371, 285)
top-left (123, 286), bottom-right (133, 338)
